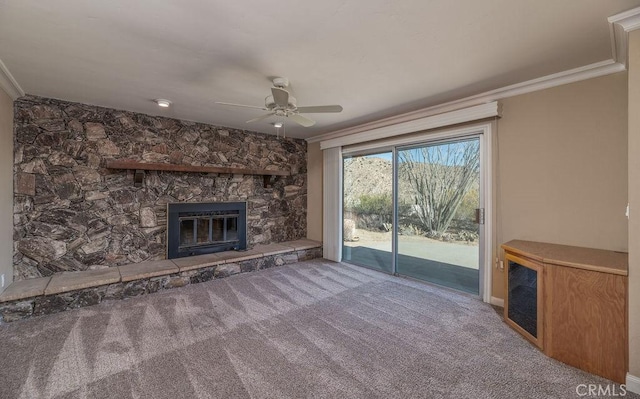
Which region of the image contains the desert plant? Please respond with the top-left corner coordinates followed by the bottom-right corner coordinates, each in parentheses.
top-left (399, 140), bottom-right (480, 235)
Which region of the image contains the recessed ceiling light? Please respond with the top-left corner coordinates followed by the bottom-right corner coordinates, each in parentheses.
top-left (274, 122), bottom-right (283, 128)
top-left (155, 99), bottom-right (172, 108)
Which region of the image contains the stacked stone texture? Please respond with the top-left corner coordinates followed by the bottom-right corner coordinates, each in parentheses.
top-left (13, 96), bottom-right (308, 280)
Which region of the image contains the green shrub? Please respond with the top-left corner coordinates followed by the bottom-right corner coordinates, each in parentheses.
top-left (353, 193), bottom-right (393, 215)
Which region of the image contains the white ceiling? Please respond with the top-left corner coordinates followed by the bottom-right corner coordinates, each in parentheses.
top-left (1, 0), bottom-right (639, 140)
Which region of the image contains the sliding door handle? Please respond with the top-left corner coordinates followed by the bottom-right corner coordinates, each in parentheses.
top-left (475, 208), bottom-right (485, 225)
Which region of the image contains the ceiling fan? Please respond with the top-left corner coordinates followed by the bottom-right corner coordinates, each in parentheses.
top-left (215, 77), bottom-right (343, 127)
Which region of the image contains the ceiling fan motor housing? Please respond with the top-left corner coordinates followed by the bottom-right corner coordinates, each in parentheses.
top-left (265, 94), bottom-right (297, 110)
top-left (272, 77), bottom-right (289, 88)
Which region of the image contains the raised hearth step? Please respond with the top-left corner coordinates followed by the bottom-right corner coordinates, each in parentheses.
top-left (171, 253), bottom-right (225, 272)
top-left (0, 277), bottom-right (51, 302)
top-left (252, 243), bottom-right (294, 256)
top-left (119, 259), bottom-right (179, 282)
top-left (286, 239), bottom-right (324, 251)
top-left (0, 239), bottom-right (323, 323)
top-left (45, 268), bottom-right (121, 295)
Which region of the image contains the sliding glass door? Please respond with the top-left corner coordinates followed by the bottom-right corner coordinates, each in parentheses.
top-left (341, 135), bottom-right (484, 296)
top-left (396, 138), bottom-right (481, 295)
top-left (342, 151), bottom-right (393, 273)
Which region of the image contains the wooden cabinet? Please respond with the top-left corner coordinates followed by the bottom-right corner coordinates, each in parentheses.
top-left (502, 240), bottom-right (628, 384)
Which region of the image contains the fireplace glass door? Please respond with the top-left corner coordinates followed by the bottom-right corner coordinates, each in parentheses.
top-left (179, 213), bottom-right (240, 250)
top-left (167, 202), bottom-right (247, 259)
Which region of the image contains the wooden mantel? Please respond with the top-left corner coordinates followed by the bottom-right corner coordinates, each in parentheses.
top-left (105, 159), bottom-right (290, 187)
top-left (105, 159), bottom-right (290, 176)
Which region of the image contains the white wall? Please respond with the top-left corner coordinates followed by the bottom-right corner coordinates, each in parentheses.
top-left (0, 87), bottom-right (14, 293)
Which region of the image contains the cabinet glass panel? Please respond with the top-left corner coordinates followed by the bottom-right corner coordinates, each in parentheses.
top-left (507, 260), bottom-right (538, 338)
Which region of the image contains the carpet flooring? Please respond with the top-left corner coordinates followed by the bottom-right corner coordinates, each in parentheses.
top-left (0, 259), bottom-right (632, 399)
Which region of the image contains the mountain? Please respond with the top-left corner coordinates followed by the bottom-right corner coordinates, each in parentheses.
top-left (343, 156), bottom-right (392, 207)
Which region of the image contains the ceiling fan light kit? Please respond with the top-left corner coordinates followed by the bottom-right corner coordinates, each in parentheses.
top-left (155, 99), bottom-right (172, 108)
top-left (273, 121), bottom-right (286, 139)
top-left (215, 77), bottom-right (343, 128)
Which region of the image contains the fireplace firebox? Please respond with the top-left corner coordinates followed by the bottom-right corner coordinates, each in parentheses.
top-left (167, 202), bottom-right (247, 259)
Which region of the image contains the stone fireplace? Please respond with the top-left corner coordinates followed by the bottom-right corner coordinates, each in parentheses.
top-left (13, 96), bottom-right (308, 280)
top-left (167, 201), bottom-right (247, 259)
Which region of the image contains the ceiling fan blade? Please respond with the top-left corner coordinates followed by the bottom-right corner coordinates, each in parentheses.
top-left (289, 113), bottom-right (316, 127)
top-left (271, 87), bottom-right (289, 107)
top-left (246, 112), bottom-right (276, 124)
top-left (296, 105), bottom-right (343, 113)
top-left (215, 101), bottom-right (268, 110)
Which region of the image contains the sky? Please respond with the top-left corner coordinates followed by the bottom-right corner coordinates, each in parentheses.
top-left (358, 138), bottom-right (479, 166)
top-left (363, 152), bottom-right (392, 161)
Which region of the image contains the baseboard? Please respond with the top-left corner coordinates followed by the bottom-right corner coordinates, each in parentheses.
top-left (490, 296), bottom-right (504, 308)
top-left (627, 373), bottom-right (640, 395)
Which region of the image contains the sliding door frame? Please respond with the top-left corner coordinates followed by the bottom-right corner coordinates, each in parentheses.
top-left (341, 122), bottom-right (494, 303)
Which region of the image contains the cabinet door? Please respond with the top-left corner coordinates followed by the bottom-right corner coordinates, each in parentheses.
top-left (544, 264), bottom-right (627, 383)
top-left (504, 253), bottom-right (544, 349)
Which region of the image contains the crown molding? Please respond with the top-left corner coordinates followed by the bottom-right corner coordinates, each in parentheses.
top-left (308, 59), bottom-right (624, 144)
top-left (0, 58), bottom-right (24, 100)
top-left (608, 7), bottom-right (640, 66)
top-left (609, 6), bottom-right (640, 32)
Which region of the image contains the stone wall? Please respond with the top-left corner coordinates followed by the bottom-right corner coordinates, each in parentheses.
top-left (13, 96), bottom-right (307, 280)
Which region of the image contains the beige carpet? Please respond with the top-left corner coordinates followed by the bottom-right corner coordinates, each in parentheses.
top-left (0, 259), bottom-right (632, 399)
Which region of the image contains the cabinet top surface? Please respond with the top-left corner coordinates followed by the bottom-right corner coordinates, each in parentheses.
top-left (501, 240), bottom-right (628, 276)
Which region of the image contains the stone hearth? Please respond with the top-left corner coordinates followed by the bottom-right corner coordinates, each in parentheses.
top-left (13, 96), bottom-right (308, 280)
top-left (0, 239), bottom-right (322, 322)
